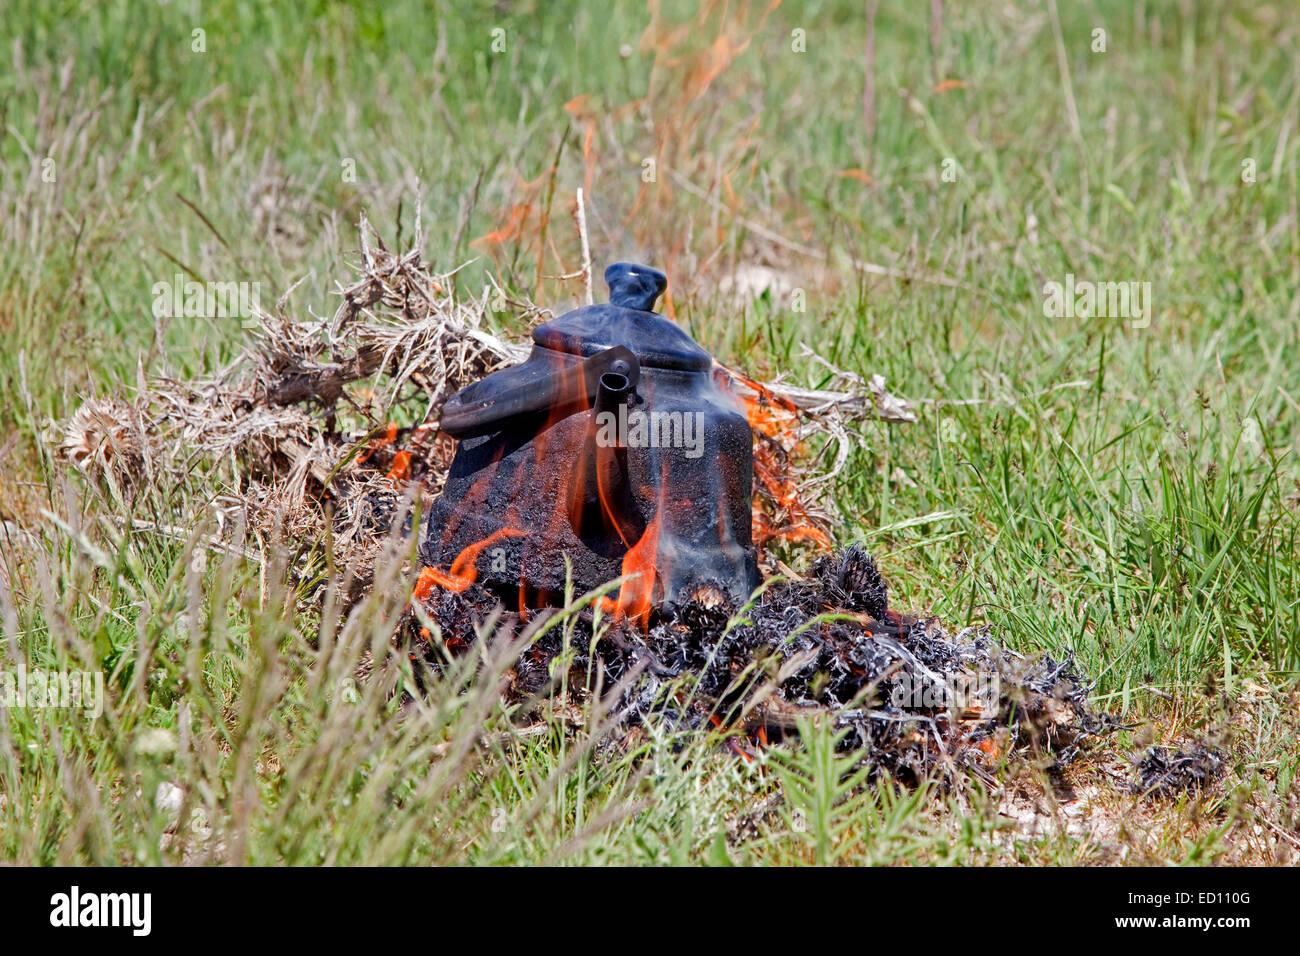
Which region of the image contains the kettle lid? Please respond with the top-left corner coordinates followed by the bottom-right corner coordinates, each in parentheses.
top-left (532, 263), bottom-right (712, 371)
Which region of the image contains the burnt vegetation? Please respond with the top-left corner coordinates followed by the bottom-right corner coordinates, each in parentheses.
top-left (1134, 745), bottom-right (1226, 799)
top-left (404, 545), bottom-right (1118, 784)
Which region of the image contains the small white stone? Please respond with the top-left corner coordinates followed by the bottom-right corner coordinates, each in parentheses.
top-left (154, 781), bottom-right (185, 830)
top-left (155, 781), bottom-right (184, 812)
top-left (136, 727), bottom-right (177, 756)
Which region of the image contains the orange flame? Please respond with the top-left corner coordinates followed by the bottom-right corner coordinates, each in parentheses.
top-left (599, 512), bottom-right (662, 629)
top-left (724, 372), bottom-right (832, 552)
top-left (386, 450), bottom-right (412, 483)
top-left (357, 422), bottom-right (399, 464)
top-left (414, 527), bottom-right (526, 597)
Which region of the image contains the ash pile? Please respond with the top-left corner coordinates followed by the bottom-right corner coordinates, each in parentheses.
top-left (407, 545), bottom-right (1115, 781)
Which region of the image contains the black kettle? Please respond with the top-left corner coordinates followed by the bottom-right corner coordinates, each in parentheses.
top-left (421, 263), bottom-right (759, 618)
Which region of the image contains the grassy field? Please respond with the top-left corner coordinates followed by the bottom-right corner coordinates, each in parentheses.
top-left (1, 0), bottom-right (1298, 865)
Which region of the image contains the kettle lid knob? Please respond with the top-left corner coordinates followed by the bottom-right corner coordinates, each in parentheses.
top-left (605, 262), bottom-right (667, 312)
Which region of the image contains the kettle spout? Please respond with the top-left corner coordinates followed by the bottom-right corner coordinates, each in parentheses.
top-left (594, 368), bottom-right (634, 417)
top-left (568, 363), bottom-right (644, 551)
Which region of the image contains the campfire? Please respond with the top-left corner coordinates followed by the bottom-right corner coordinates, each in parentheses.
top-left (58, 221), bottom-right (1115, 781)
top-left (404, 258), bottom-right (1114, 778)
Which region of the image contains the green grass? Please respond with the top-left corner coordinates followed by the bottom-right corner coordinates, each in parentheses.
top-left (1, 0), bottom-right (1298, 864)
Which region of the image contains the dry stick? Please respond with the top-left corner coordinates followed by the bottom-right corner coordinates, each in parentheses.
top-left (1256, 809), bottom-right (1300, 850)
top-left (450, 168), bottom-right (484, 266)
top-left (1047, 0), bottom-right (1089, 211)
top-left (1046, 0), bottom-right (1082, 141)
top-left (575, 187), bottom-right (594, 305)
top-left (175, 191), bottom-right (234, 255)
top-left (262, 347), bottom-right (385, 407)
top-left (113, 518), bottom-right (261, 563)
top-left (863, 0), bottom-right (878, 164)
top-left (929, 0), bottom-right (943, 87)
top-left (667, 169), bottom-right (968, 290)
top-left (914, 379), bottom-right (1091, 408)
top-left (535, 133), bottom-right (569, 299)
top-left (733, 374), bottom-right (917, 423)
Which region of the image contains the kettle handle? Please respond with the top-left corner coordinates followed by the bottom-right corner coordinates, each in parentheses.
top-left (439, 345), bottom-right (640, 439)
